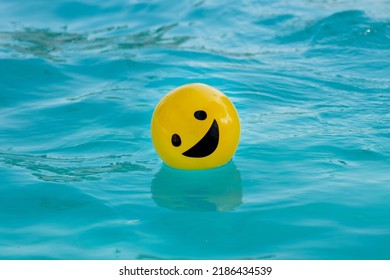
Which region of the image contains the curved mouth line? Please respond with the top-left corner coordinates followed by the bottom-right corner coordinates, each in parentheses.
top-left (182, 120), bottom-right (219, 158)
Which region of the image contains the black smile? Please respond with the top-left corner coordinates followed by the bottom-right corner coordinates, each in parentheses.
top-left (182, 120), bottom-right (219, 158)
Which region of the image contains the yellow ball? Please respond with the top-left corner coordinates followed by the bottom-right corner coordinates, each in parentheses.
top-left (151, 83), bottom-right (240, 170)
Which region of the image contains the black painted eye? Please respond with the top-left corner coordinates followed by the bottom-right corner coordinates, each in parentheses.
top-left (171, 134), bottom-right (181, 147)
top-left (194, 110), bottom-right (207, 120)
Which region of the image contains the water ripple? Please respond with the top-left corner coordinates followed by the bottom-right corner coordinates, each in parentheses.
top-left (0, 151), bottom-right (150, 182)
top-left (0, 24), bottom-right (191, 62)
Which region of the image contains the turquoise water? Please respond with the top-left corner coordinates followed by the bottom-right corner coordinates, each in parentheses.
top-left (1, 0), bottom-right (390, 260)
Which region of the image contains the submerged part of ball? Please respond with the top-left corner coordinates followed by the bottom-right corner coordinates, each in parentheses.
top-left (151, 83), bottom-right (240, 170)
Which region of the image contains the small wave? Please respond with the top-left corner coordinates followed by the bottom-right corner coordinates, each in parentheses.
top-left (278, 10), bottom-right (390, 49)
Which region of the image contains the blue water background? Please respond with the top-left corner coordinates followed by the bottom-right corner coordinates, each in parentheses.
top-left (1, 0), bottom-right (390, 259)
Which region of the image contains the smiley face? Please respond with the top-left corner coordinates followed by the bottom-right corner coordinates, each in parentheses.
top-left (151, 83), bottom-right (240, 170)
top-left (173, 110), bottom-right (219, 158)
